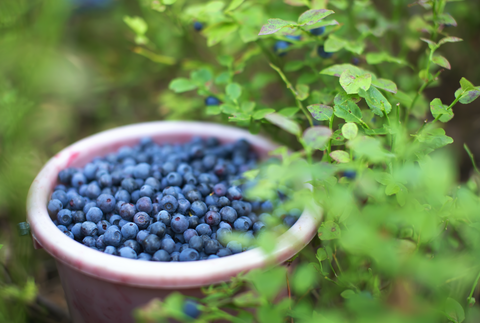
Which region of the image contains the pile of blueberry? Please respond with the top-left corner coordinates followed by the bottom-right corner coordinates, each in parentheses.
top-left (47, 136), bottom-right (300, 262)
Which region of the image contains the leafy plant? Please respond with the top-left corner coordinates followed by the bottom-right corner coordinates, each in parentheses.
top-left (125, 0), bottom-right (480, 322)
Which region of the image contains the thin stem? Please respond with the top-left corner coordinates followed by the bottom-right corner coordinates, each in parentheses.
top-left (468, 271), bottom-right (480, 300)
top-left (326, 116), bottom-right (334, 163)
top-left (464, 144), bottom-right (480, 175)
top-left (297, 99), bottom-right (314, 127)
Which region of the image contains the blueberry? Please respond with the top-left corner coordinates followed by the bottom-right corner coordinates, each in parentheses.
top-left (104, 246), bottom-right (117, 255)
top-left (253, 221), bottom-right (265, 234)
top-left (227, 186), bottom-right (242, 200)
top-left (171, 214), bottom-right (189, 233)
top-left (136, 197), bottom-right (153, 213)
top-left (118, 247), bottom-right (137, 259)
top-left (96, 235), bottom-right (106, 250)
top-left (143, 234), bottom-right (161, 254)
top-left (57, 209), bottom-right (73, 226)
top-left (193, 21), bottom-right (203, 31)
top-left (217, 196), bottom-right (230, 207)
top-left (137, 252), bottom-right (152, 261)
top-left (121, 222), bottom-right (139, 240)
top-left (317, 45), bottom-right (333, 58)
top-left (261, 201), bottom-right (273, 213)
top-left (352, 57), bottom-right (360, 66)
top-left (204, 239), bottom-right (220, 254)
top-left (207, 255), bottom-right (219, 260)
top-left (149, 222), bottom-right (166, 238)
top-left (155, 210), bottom-right (171, 226)
top-left (233, 217), bottom-right (250, 232)
top-left (121, 178), bottom-right (138, 193)
top-left (183, 300), bottom-right (201, 319)
top-left (310, 26), bottom-right (325, 35)
top-left (190, 201), bottom-right (207, 217)
top-left (171, 251), bottom-right (180, 261)
top-left (81, 221), bottom-right (98, 236)
top-left (205, 210), bottom-right (221, 226)
top-left (220, 206), bottom-right (237, 223)
top-left (97, 220), bottom-right (111, 235)
top-left (216, 248), bottom-right (232, 257)
top-left (86, 207), bottom-right (103, 223)
top-left (195, 223), bottom-right (212, 236)
top-left (68, 195), bottom-right (85, 211)
top-left (205, 96), bottom-right (220, 106)
top-left (183, 229), bottom-right (198, 243)
top-left (219, 221), bottom-right (232, 230)
top-left (161, 238), bottom-right (176, 254)
top-left (131, 190), bottom-right (141, 203)
top-left (71, 223), bottom-right (83, 240)
top-left (188, 235), bottom-right (204, 252)
top-left (48, 199), bottom-right (63, 217)
top-left (232, 201), bottom-right (251, 217)
top-left (104, 226), bottom-right (123, 247)
top-left (124, 240), bottom-right (142, 254)
top-left (71, 172), bottom-right (87, 187)
top-left (227, 241), bottom-right (242, 254)
top-left (85, 183), bottom-right (102, 199)
top-left (179, 248), bottom-right (200, 261)
top-left (166, 172), bottom-right (183, 187)
top-left (58, 168), bottom-right (75, 184)
top-left (51, 190), bottom-right (69, 206)
top-left (145, 177), bottom-right (160, 191)
top-left (136, 229), bottom-right (150, 245)
top-left (273, 40), bottom-right (290, 56)
top-left (133, 212), bottom-right (151, 230)
top-left (109, 214), bottom-right (122, 227)
top-left (139, 185), bottom-right (154, 198)
top-left (284, 215), bottom-right (297, 227)
top-left (133, 163), bottom-right (151, 180)
top-left (54, 184), bottom-right (67, 191)
top-left (119, 203), bottom-right (136, 221)
top-left (160, 195), bottom-right (178, 213)
top-left (202, 155), bottom-right (216, 170)
top-left (343, 170), bottom-right (356, 179)
top-left (83, 236), bottom-right (97, 248)
top-left (96, 194), bottom-right (116, 213)
top-left (99, 173), bottom-right (112, 188)
top-left (152, 250), bottom-right (171, 262)
top-left (177, 198), bottom-right (191, 214)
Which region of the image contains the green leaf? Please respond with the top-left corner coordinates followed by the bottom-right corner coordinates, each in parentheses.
top-left (284, 60), bottom-right (304, 72)
top-left (123, 16), bottom-right (148, 35)
top-left (307, 104), bottom-right (333, 121)
top-left (339, 69), bottom-right (372, 94)
top-left (420, 37), bottom-right (437, 50)
top-left (358, 87), bottom-right (392, 116)
top-left (436, 13), bottom-right (457, 27)
top-left (372, 78), bottom-right (398, 94)
top-left (324, 34), bottom-right (347, 52)
top-left (221, 103), bottom-right (238, 114)
top-left (331, 129), bottom-right (346, 145)
top-left (292, 264), bottom-right (317, 294)
top-left (330, 150), bottom-right (350, 163)
top-left (253, 108), bottom-right (275, 120)
top-left (265, 113), bottom-right (301, 136)
top-left (318, 221), bottom-right (341, 240)
top-left (258, 18), bottom-right (294, 35)
top-left (297, 9), bottom-right (335, 26)
top-left (316, 248), bottom-right (328, 261)
top-left (225, 0), bottom-right (244, 11)
top-left (206, 105), bottom-right (222, 115)
top-left (226, 83), bottom-right (242, 100)
top-left (341, 290), bottom-right (355, 299)
top-left (430, 98), bottom-right (454, 122)
top-left (279, 107), bottom-right (299, 117)
top-left (321, 64), bottom-right (372, 78)
top-left (460, 77), bottom-right (475, 91)
top-left (342, 122), bottom-right (358, 140)
top-left (445, 297), bottom-right (465, 323)
top-left (366, 52), bottom-right (408, 65)
top-left (203, 22), bottom-right (239, 46)
top-left (349, 136), bottom-right (394, 162)
top-left (438, 36), bottom-right (463, 46)
top-left (241, 101), bottom-right (255, 113)
top-left (432, 55), bottom-right (451, 70)
top-left (459, 88), bottom-right (480, 104)
top-left (385, 183), bottom-right (400, 195)
top-left (168, 78), bottom-right (197, 93)
top-left (334, 101), bottom-right (364, 124)
top-left (162, 0), bottom-right (177, 4)
top-left (239, 25), bottom-right (259, 43)
top-left (190, 68), bottom-right (212, 85)
top-left (416, 127), bottom-right (454, 152)
top-left (334, 91), bottom-right (361, 105)
top-left (303, 126), bottom-right (332, 150)
top-left (296, 84), bottom-right (309, 100)
top-left (218, 55), bottom-right (234, 66)
top-left (215, 72), bottom-right (230, 84)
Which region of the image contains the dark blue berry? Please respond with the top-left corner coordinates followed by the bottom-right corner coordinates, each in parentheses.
top-left (188, 236), bottom-right (204, 252)
top-left (138, 252), bottom-right (152, 261)
top-left (104, 246), bottom-right (117, 255)
top-left (143, 234), bottom-right (161, 254)
top-left (149, 222), bottom-right (166, 238)
top-left (118, 247), bottom-right (137, 259)
top-left (190, 201), bottom-right (207, 217)
top-left (273, 40), bottom-right (290, 56)
top-left (71, 172), bottom-right (87, 187)
top-left (71, 223), bottom-right (83, 240)
top-left (97, 220), bottom-right (111, 235)
top-left (124, 240), bottom-right (142, 254)
top-left (343, 170), bottom-right (356, 179)
top-left (205, 210), bottom-right (221, 226)
top-left (136, 230), bottom-right (150, 245)
top-left (253, 221), bottom-right (265, 234)
top-left (119, 203), bottom-right (136, 221)
top-left (310, 26), bottom-right (325, 35)
top-left (104, 226), bottom-right (123, 247)
top-left (227, 241), bottom-right (242, 254)
top-left (161, 238), bottom-right (176, 254)
top-left (133, 163), bottom-right (151, 179)
top-left (155, 210), bottom-right (171, 226)
top-left (171, 214), bottom-right (189, 233)
top-left (193, 21), bottom-right (203, 31)
top-left (233, 217), bottom-right (250, 232)
top-left (83, 236), bottom-right (97, 248)
top-left (96, 194), bottom-right (116, 213)
top-left (57, 209), bottom-right (73, 226)
top-left (152, 250), bottom-right (171, 261)
top-left (160, 195), bottom-right (178, 213)
top-left (217, 248), bottom-right (232, 257)
top-left (133, 212), bottom-right (151, 230)
top-left (179, 248), bottom-right (200, 261)
top-left (317, 45), bottom-right (333, 58)
top-left (52, 190), bottom-right (69, 206)
top-left (205, 96), bottom-right (220, 106)
top-left (121, 222), bottom-right (139, 240)
top-left (136, 197), bottom-right (153, 213)
top-left (220, 206), bottom-right (237, 223)
top-left (48, 199), bottom-right (63, 217)
top-left (86, 207), bottom-right (103, 223)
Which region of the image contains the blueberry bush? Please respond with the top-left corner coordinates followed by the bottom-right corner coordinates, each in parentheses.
top-left (123, 0), bottom-right (480, 322)
top-left (0, 0), bottom-right (479, 322)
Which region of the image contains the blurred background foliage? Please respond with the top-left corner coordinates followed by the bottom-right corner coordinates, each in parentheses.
top-left (0, 0), bottom-right (479, 322)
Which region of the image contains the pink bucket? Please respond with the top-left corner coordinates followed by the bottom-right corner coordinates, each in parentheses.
top-left (26, 121), bottom-right (322, 323)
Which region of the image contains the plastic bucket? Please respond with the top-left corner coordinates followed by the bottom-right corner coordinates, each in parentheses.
top-left (26, 121), bottom-right (322, 323)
